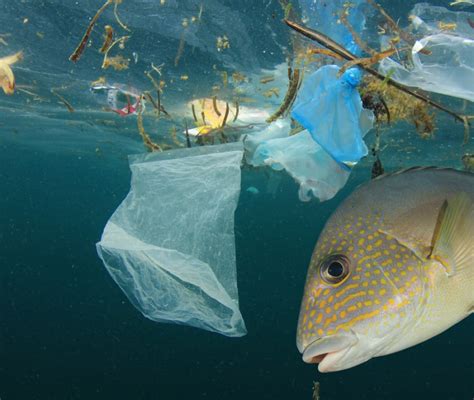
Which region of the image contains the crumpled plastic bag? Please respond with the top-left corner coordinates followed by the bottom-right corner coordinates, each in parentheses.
top-left (379, 4), bottom-right (474, 101)
top-left (96, 143), bottom-right (247, 337)
top-left (251, 131), bottom-right (351, 202)
top-left (291, 66), bottom-right (372, 166)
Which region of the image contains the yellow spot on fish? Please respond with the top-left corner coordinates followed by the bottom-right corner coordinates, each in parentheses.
top-left (379, 288), bottom-right (387, 295)
top-left (308, 321), bottom-right (313, 329)
top-left (368, 289), bottom-right (374, 295)
top-left (374, 239), bottom-right (383, 247)
top-left (367, 245), bottom-right (373, 251)
top-left (340, 311), bottom-right (347, 318)
top-left (325, 307), bottom-right (332, 314)
top-left (318, 329), bottom-right (324, 336)
top-left (323, 289), bottom-right (331, 295)
top-left (310, 310), bottom-right (316, 317)
top-left (358, 238), bottom-right (365, 246)
top-left (319, 300), bottom-right (327, 308)
top-left (316, 313), bottom-right (323, 324)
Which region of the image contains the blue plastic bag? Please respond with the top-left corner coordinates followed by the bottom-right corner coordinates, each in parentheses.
top-left (291, 65), bottom-right (372, 166)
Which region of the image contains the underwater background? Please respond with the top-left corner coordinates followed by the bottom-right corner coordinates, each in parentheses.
top-left (1, 0), bottom-right (473, 399)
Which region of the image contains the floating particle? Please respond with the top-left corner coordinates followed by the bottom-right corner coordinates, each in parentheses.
top-left (216, 35), bottom-right (230, 52)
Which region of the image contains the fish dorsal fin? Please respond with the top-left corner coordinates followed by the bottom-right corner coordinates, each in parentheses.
top-left (429, 192), bottom-right (474, 277)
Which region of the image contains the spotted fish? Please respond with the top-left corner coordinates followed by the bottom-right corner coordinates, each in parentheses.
top-left (297, 168), bottom-right (474, 372)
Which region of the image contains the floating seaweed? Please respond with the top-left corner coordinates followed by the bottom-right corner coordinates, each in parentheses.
top-left (216, 35), bottom-right (230, 52)
top-left (101, 35), bottom-right (130, 70)
top-left (367, 0), bottom-right (431, 55)
top-left (69, 0), bottom-right (113, 62)
top-left (137, 98), bottom-right (162, 152)
top-left (51, 89), bottom-right (75, 112)
top-left (362, 75), bottom-right (435, 138)
top-left (0, 51), bottom-right (22, 95)
top-left (113, 0), bottom-right (131, 32)
top-left (266, 67), bottom-right (301, 123)
top-left (263, 88), bottom-right (280, 98)
top-left (100, 25), bottom-right (114, 53)
top-left (260, 75), bottom-right (275, 84)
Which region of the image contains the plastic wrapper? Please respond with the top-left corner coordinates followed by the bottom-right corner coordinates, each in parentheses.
top-left (379, 4), bottom-right (474, 101)
top-left (291, 66), bottom-right (372, 165)
top-left (96, 143), bottom-right (247, 337)
top-left (249, 130), bottom-right (351, 202)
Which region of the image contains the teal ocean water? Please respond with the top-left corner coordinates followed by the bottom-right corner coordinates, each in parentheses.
top-left (1, 0), bottom-right (473, 399)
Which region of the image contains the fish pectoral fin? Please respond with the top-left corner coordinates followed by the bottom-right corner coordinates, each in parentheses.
top-left (429, 192), bottom-right (474, 277)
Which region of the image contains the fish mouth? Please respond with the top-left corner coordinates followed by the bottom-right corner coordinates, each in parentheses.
top-left (301, 333), bottom-right (358, 372)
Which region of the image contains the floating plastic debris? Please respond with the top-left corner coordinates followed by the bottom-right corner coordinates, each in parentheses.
top-left (291, 65), bottom-right (373, 166)
top-left (97, 143), bottom-right (247, 337)
top-left (379, 4), bottom-right (474, 102)
top-left (246, 120), bottom-right (352, 202)
top-left (91, 82), bottom-right (141, 116)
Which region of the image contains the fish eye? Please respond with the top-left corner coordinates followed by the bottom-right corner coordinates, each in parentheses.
top-left (320, 255), bottom-right (350, 285)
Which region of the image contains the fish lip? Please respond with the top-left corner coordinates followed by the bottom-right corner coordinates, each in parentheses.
top-left (301, 333), bottom-right (358, 368)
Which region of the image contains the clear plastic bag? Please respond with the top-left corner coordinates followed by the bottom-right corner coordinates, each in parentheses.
top-left (248, 129), bottom-right (351, 202)
top-left (379, 4), bottom-right (474, 101)
top-left (291, 66), bottom-right (371, 165)
top-left (96, 143), bottom-right (247, 337)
